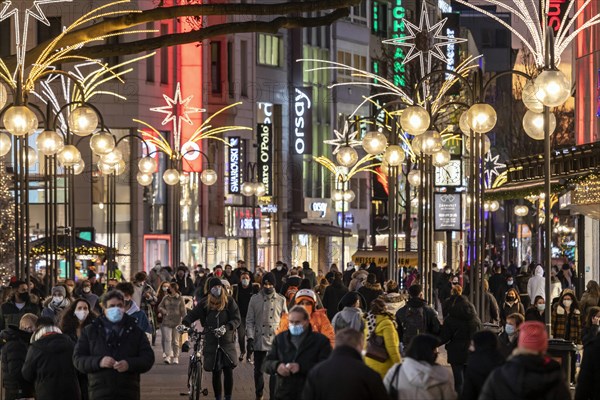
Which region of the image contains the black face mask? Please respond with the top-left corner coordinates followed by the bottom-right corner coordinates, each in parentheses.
top-left (263, 287), bottom-right (275, 295)
top-left (507, 296), bottom-right (516, 302)
top-left (17, 292), bottom-right (29, 302)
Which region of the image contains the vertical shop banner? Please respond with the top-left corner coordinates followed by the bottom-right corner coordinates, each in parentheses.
top-left (228, 137), bottom-right (242, 194)
top-left (545, 0), bottom-right (570, 33)
top-left (257, 123), bottom-right (273, 196)
top-left (291, 86), bottom-right (313, 156)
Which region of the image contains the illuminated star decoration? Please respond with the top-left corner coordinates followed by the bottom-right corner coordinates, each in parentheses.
top-left (484, 151), bottom-right (507, 189)
top-left (323, 119), bottom-right (362, 154)
top-left (0, 0), bottom-right (72, 72)
top-left (150, 82), bottom-right (205, 152)
top-left (382, 1), bottom-right (466, 77)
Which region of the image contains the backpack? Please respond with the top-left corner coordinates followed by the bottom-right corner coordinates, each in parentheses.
top-left (285, 285), bottom-right (299, 307)
top-left (401, 306), bottom-right (426, 346)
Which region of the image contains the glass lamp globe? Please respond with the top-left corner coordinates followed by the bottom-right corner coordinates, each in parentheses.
top-left (113, 160), bottom-right (127, 176)
top-left (400, 106), bottom-right (430, 136)
top-left (459, 112), bottom-right (471, 135)
top-left (255, 182), bottom-right (266, 197)
top-left (362, 130), bottom-right (387, 155)
top-left (68, 106), bottom-right (99, 136)
top-left (90, 131), bottom-right (115, 155)
top-left (136, 172), bottom-right (153, 186)
top-left (522, 110), bottom-right (556, 140)
top-left (432, 149), bottom-right (451, 167)
top-left (336, 145), bottom-right (359, 167)
top-left (331, 189), bottom-right (344, 202)
top-left (379, 160), bottom-right (390, 176)
top-left (97, 161), bottom-right (114, 175)
top-left (465, 134), bottom-right (491, 154)
top-left (179, 173), bottom-right (190, 185)
top-left (383, 145), bottom-right (405, 166)
top-left (343, 189), bottom-right (356, 203)
top-left (489, 200), bottom-right (500, 212)
top-left (26, 146), bottom-right (38, 166)
top-left (36, 130), bottom-right (64, 156)
top-left (408, 170), bottom-right (421, 187)
top-left (200, 169), bottom-right (217, 185)
top-left (57, 145), bottom-right (81, 167)
top-left (0, 132), bottom-right (11, 156)
top-left (466, 103), bottom-right (497, 134)
top-left (72, 159), bottom-right (85, 175)
top-left (163, 168), bottom-right (180, 185)
top-left (421, 131), bottom-right (443, 155)
top-left (514, 205), bottom-right (529, 217)
top-left (522, 81), bottom-right (544, 113)
top-left (411, 136), bottom-right (423, 154)
top-left (534, 69), bottom-right (571, 107)
top-left (484, 202), bottom-right (491, 212)
top-left (241, 182), bottom-right (255, 197)
top-left (101, 148), bottom-right (122, 166)
top-left (138, 156), bottom-right (157, 174)
top-left (0, 84), bottom-right (7, 110)
top-left (3, 106), bottom-right (38, 136)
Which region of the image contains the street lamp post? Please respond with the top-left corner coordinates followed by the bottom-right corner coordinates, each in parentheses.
top-left (242, 162), bottom-right (266, 272)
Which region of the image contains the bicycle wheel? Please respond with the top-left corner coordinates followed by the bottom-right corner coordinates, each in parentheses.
top-left (189, 362), bottom-right (201, 400)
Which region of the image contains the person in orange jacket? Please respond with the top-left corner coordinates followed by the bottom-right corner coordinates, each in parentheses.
top-left (277, 289), bottom-right (335, 347)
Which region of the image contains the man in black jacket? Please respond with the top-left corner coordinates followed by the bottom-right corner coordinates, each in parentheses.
top-left (73, 290), bottom-right (155, 400)
top-left (302, 328), bottom-right (387, 400)
top-left (232, 271), bottom-right (260, 362)
top-left (0, 313), bottom-right (37, 400)
top-left (322, 272), bottom-right (348, 321)
top-left (272, 261), bottom-right (288, 293)
top-left (395, 284), bottom-right (441, 350)
top-left (0, 281), bottom-right (40, 330)
top-left (264, 306), bottom-right (331, 400)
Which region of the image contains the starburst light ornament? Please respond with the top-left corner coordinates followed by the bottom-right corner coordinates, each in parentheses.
top-left (383, 1), bottom-right (466, 76)
top-left (484, 151), bottom-right (507, 189)
top-left (150, 82), bottom-right (205, 152)
top-left (323, 119), bottom-right (362, 154)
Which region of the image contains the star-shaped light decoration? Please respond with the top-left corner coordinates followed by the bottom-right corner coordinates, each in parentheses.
top-left (323, 119), bottom-right (362, 154)
top-left (0, 0), bottom-right (72, 71)
top-left (484, 151), bottom-right (507, 189)
top-left (150, 82), bottom-right (205, 152)
top-left (382, 1), bottom-right (466, 77)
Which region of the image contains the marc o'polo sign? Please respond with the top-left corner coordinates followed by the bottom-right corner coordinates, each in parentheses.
top-left (435, 193), bottom-right (461, 231)
top-left (257, 123), bottom-right (273, 196)
top-left (292, 87), bottom-right (312, 156)
top-left (228, 136), bottom-right (241, 194)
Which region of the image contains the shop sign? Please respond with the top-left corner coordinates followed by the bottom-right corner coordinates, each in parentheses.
top-left (351, 251), bottom-right (418, 267)
top-left (391, 0), bottom-right (407, 87)
top-left (305, 198), bottom-right (333, 222)
top-left (337, 212), bottom-right (354, 227)
top-left (260, 204), bottom-right (278, 214)
top-left (240, 218), bottom-right (260, 230)
top-left (310, 202), bottom-right (328, 218)
top-left (547, 0), bottom-right (569, 33)
top-left (434, 193), bottom-right (461, 231)
top-left (292, 87), bottom-right (312, 156)
top-left (228, 137), bottom-right (243, 194)
top-left (257, 123), bottom-right (273, 196)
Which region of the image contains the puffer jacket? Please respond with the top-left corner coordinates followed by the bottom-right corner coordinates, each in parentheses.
top-left (440, 295), bottom-right (482, 365)
top-left (73, 314), bottom-right (155, 400)
top-left (364, 313), bottom-right (402, 378)
top-left (183, 296), bottom-right (241, 371)
top-left (277, 308), bottom-right (335, 347)
top-left (384, 357), bottom-right (456, 400)
top-left (157, 294), bottom-right (186, 328)
top-left (246, 290), bottom-right (288, 351)
top-left (527, 265), bottom-right (545, 303)
top-left (0, 326), bottom-right (34, 398)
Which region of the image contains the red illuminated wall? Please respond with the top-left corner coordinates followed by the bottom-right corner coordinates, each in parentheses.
top-left (575, 0), bottom-right (600, 145)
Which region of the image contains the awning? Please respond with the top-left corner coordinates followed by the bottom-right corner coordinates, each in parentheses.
top-left (290, 222), bottom-right (351, 237)
top-left (29, 235), bottom-right (116, 257)
top-left (351, 250), bottom-right (418, 267)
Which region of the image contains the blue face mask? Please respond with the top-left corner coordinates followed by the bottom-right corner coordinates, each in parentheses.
top-left (106, 307), bottom-right (124, 323)
top-left (289, 324), bottom-right (304, 336)
top-left (505, 324), bottom-right (516, 335)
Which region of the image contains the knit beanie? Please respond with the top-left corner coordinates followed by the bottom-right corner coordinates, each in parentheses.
top-left (207, 277), bottom-right (223, 290)
top-left (518, 321), bottom-right (548, 353)
top-left (262, 272), bottom-right (276, 286)
top-left (51, 286), bottom-right (66, 297)
top-left (31, 325), bottom-right (62, 343)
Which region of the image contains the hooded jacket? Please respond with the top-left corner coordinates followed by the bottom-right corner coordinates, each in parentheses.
top-left (277, 308), bottom-right (335, 347)
top-left (0, 326), bottom-right (34, 397)
top-left (349, 270), bottom-right (369, 291)
top-left (126, 301), bottom-right (152, 334)
top-left (331, 307), bottom-right (366, 333)
top-left (479, 354), bottom-right (570, 400)
top-left (358, 282), bottom-right (384, 310)
top-left (462, 345), bottom-right (504, 400)
top-left (384, 357), bottom-right (456, 400)
top-left (440, 295), bottom-right (482, 365)
top-left (322, 281), bottom-right (349, 321)
top-left (527, 265), bottom-right (545, 302)
top-left (157, 293), bottom-right (186, 328)
top-left (395, 297), bottom-right (441, 345)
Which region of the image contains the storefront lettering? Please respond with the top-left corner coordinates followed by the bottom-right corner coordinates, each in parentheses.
top-left (294, 88), bottom-right (311, 155)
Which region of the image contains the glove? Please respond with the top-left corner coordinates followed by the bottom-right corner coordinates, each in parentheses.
top-left (176, 324), bottom-right (187, 333)
top-left (247, 338), bottom-right (254, 353)
top-left (214, 325), bottom-right (227, 338)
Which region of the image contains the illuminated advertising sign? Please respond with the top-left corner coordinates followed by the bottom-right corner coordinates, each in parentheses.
top-left (547, 0), bottom-right (569, 33)
top-left (292, 87), bottom-right (312, 155)
top-left (434, 194), bottom-right (462, 231)
top-left (442, 13), bottom-right (460, 82)
top-left (392, 0), bottom-right (407, 87)
top-left (228, 137), bottom-right (242, 194)
top-left (257, 123), bottom-right (273, 196)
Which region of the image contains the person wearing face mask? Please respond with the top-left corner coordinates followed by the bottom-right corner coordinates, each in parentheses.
top-left (157, 283), bottom-right (186, 365)
top-left (80, 281), bottom-right (101, 314)
top-left (193, 267), bottom-right (208, 296)
top-left (270, 261), bottom-right (287, 293)
top-left (172, 266), bottom-right (194, 296)
top-left (231, 271), bottom-right (260, 364)
top-left (41, 286), bottom-right (71, 324)
top-left (156, 282), bottom-right (171, 327)
top-left (0, 281), bottom-right (40, 330)
top-left (264, 306), bottom-right (331, 400)
top-left (552, 289), bottom-right (582, 385)
top-left (73, 290), bottom-right (155, 400)
top-left (245, 273), bottom-right (288, 400)
top-left (182, 277), bottom-right (241, 400)
top-left (498, 313), bottom-right (525, 358)
top-left (0, 313), bottom-right (38, 400)
top-left (115, 282), bottom-right (152, 337)
top-left (500, 288), bottom-right (525, 325)
top-left (525, 295), bottom-right (546, 322)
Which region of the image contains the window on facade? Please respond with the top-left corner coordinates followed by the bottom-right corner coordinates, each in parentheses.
top-left (211, 41), bottom-right (222, 94)
top-left (146, 22), bottom-right (155, 82)
top-left (337, 50), bottom-right (367, 82)
top-left (160, 24), bottom-right (169, 84)
top-left (257, 34), bottom-right (282, 67)
top-left (349, 2), bottom-right (368, 25)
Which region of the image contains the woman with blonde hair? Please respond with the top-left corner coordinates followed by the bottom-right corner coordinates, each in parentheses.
top-left (182, 277), bottom-right (241, 400)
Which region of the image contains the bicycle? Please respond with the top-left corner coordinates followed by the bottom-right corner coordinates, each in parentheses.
top-left (177, 325), bottom-right (209, 399)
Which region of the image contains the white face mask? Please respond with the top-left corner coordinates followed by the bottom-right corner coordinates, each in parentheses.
top-left (83, 287), bottom-right (91, 293)
top-left (74, 309), bottom-right (89, 321)
top-left (52, 296), bottom-right (64, 304)
top-left (563, 299), bottom-right (573, 308)
top-left (276, 265), bottom-right (282, 271)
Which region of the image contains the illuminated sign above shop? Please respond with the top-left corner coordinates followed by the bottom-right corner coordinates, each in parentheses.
top-left (292, 87), bottom-right (312, 155)
top-left (391, 0), bottom-right (407, 87)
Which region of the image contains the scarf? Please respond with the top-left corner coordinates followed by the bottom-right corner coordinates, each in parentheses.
top-left (31, 326), bottom-right (62, 343)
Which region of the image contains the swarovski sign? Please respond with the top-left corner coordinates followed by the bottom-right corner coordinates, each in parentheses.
top-left (257, 123), bottom-right (273, 196)
top-left (292, 87), bottom-right (312, 156)
top-left (228, 137), bottom-right (242, 194)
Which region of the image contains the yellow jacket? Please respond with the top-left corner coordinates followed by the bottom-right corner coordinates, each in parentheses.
top-left (365, 313), bottom-right (402, 378)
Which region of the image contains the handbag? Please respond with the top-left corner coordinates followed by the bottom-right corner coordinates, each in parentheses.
top-left (365, 333), bottom-right (389, 362)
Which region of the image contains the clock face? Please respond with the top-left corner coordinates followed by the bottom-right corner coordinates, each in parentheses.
top-left (435, 160), bottom-right (462, 186)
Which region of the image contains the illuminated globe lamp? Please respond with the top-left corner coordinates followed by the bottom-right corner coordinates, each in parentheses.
top-left (522, 81), bottom-right (544, 113)
top-left (138, 156), bottom-right (157, 174)
top-left (163, 168), bottom-right (180, 186)
top-left (136, 172), bottom-right (153, 186)
top-left (331, 189), bottom-right (344, 202)
top-left (400, 106), bottom-right (430, 136)
top-left (255, 182), bottom-right (267, 197)
top-left (26, 146), bottom-right (38, 166)
top-left (0, 132), bottom-right (11, 156)
top-left (72, 159), bottom-right (85, 175)
top-left (200, 169), bottom-right (217, 186)
top-left (383, 144), bottom-right (405, 166)
top-left (113, 160), bottom-right (127, 176)
top-left (336, 145), bottom-right (359, 167)
top-left (342, 189), bottom-right (356, 203)
top-left (459, 112), bottom-right (471, 135)
top-left (411, 136), bottom-right (423, 154)
top-left (407, 169), bottom-right (421, 187)
top-left (432, 149), bottom-right (451, 168)
top-left (514, 205), bottom-right (529, 217)
top-left (90, 131), bottom-right (115, 155)
top-left (534, 69), bottom-right (571, 107)
top-left (241, 181), bottom-right (256, 197)
top-left (362, 130), bottom-right (387, 155)
top-left (97, 160), bottom-right (114, 175)
top-left (0, 84), bottom-right (7, 109)
top-left (57, 145), bottom-right (82, 167)
top-left (489, 200), bottom-right (500, 212)
top-left (68, 106), bottom-right (99, 136)
top-left (466, 103), bottom-right (497, 134)
top-left (179, 173), bottom-right (190, 185)
top-left (522, 110), bottom-right (557, 140)
top-left (36, 130), bottom-right (64, 156)
top-left (465, 134), bottom-right (491, 154)
top-left (101, 148), bottom-right (123, 166)
top-left (3, 105), bottom-right (38, 136)
top-left (421, 131), bottom-right (443, 155)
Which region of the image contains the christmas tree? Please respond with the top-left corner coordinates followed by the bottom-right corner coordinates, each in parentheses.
top-left (0, 160), bottom-right (15, 285)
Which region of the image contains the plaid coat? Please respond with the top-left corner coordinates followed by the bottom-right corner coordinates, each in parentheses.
top-left (551, 304), bottom-right (582, 344)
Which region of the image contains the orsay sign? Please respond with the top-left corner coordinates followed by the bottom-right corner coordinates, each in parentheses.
top-left (292, 87), bottom-right (312, 156)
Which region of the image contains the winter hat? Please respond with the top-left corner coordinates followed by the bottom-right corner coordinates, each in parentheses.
top-left (207, 277), bottom-right (223, 290)
top-left (518, 321), bottom-right (548, 354)
top-left (338, 291), bottom-right (366, 311)
top-left (31, 325), bottom-right (62, 343)
top-left (262, 272), bottom-right (276, 286)
top-left (367, 273), bottom-right (377, 284)
top-left (295, 289), bottom-right (317, 304)
top-left (51, 286), bottom-right (66, 297)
